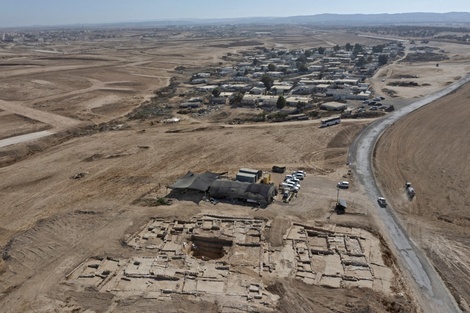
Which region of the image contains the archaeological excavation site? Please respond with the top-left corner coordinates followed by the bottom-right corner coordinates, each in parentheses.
top-left (65, 215), bottom-right (394, 311)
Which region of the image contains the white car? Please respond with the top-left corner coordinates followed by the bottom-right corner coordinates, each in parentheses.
top-left (285, 176), bottom-right (300, 184)
top-left (281, 182), bottom-right (299, 191)
top-left (337, 181), bottom-right (349, 189)
top-left (285, 179), bottom-right (300, 187)
top-left (292, 172), bottom-right (304, 180)
top-left (294, 170), bottom-right (306, 176)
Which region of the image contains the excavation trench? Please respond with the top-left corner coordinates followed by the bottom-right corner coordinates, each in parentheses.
top-left (190, 236), bottom-right (233, 261)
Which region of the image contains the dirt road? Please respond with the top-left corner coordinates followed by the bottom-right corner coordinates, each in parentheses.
top-left (349, 74), bottom-right (470, 313)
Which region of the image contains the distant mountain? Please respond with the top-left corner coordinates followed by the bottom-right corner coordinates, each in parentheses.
top-left (111, 12), bottom-right (470, 28)
top-left (7, 12), bottom-right (470, 30)
top-left (278, 12), bottom-right (470, 26)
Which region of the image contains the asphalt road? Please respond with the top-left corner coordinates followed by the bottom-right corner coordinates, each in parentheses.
top-left (0, 130), bottom-right (54, 148)
top-left (349, 74), bottom-right (470, 313)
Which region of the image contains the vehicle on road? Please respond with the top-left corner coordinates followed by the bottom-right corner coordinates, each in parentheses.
top-left (377, 197), bottom-right (387, 207)
top-left (337, 181), bottom-right (350, 189)
top-left (320, 116), bottom-right (341, 127)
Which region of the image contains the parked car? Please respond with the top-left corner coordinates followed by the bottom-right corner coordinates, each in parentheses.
top-left (379, 96), bottom-right (385, 100)
top-left (285, 180), bottom-right (301, 188)
top-left (377, 197), bottom-right (387, 207)
top-left (281, 182), bottom-right (299, 191)
top-left (285, 175), bottom-right (300, 183)
top-left (294, 170), bottom-right (307, 176)
top-left (368, 101), bottom-right (376, 106)
top-left (337, 181), bottom-right (349, 189)
top-left (292, 172), bottom-right (304, 180)
top-left (370, 106), bottom-right (378, 111)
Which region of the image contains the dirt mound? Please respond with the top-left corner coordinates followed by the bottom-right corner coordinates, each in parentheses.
top-left (0, 211), bottom-right (105, 300)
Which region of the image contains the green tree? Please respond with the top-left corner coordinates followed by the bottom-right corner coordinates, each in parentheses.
top-left (333, 44), bottom-right (340, 52)
top-left (212, 87), bottom-right (221, 97)
top-left (276, 95), bottom-right (286, 109)
top-left (267, 63), bottom-right (276, 71)
top-left (372, 44), bottom-right (385, 53)
top-left (296, 101), bottom-right (306, 112)
top-left (353, 43), bottom-right (363, 56)
top-left (297, 62), bottom-right (309, 72)
top-left (296, 55), bottom-right (307, 63)
top-left (230, 92), bottom-right (244, 105)
top-left (345, 43), bottom-right (352, 51)
top-left (304, 49), bottom-right (312, 57)
top-left (355, 57), bottom-right (366, 67)
top-left (318, 46), bottom-right (325, 54)
top-left (261, 74), bottom-right (274, 90)
top-left (378, 54), bottom-right (389, 66)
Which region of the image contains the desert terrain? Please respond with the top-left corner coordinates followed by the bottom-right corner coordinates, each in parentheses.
top-left (375, 82), bottom-right (470, 311)
top-left (0, 25), bottom-right (469, 312)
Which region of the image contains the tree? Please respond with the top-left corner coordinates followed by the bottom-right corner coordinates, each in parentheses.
top-left (333, 44), bottom-right (340, 52)
top-left (378, 54), bottom-right (389, 66)
top-left (372, 44), bottom-right (385, 53)
top-left (304, 49), bottom-right (312, 57)
top-left (296, 55), bottom-right (307, 63)
top-left (261, 74), bottom-right (274, 90)
top-left (211, 87), bottom-right (221, 97)
top-left (296, 101), bottom-right (306, 112)
top-left (355, 57), bottom-right (366, 67)
top-left (297, 62), bottom-right (308, 73)
top-left (318, 46), bottom-right (325, 55)
top-left (267, 63), bottom-right (276, 71)
top-left (345, 43), bottom-right (352, 51)
top-left (276, 95), bottom-right (286, 109)
top-left (353, 43), bottom-right (363, 56)
top-left (230, 92), bottom-right (244, 105)
top-left (252, 58), bottom-right (259, 66)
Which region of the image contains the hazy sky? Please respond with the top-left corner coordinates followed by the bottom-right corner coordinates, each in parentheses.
top-left (1, 0), bottom-right (469, 27)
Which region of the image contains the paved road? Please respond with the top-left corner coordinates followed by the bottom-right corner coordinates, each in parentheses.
top-left (349, 74), bottom-right (470, 313)
top-left (0, 130), bottom-right (54, 148)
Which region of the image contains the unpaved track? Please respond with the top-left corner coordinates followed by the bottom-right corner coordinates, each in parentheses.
top-left (0, 99), bottom-right (82, 131)
top-left (349, 74), bottom-right (470, 313)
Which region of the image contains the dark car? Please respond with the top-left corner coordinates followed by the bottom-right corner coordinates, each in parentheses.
top-left (337, 181), bottom-right (350, 189)
top-left (377, 197), bottom-right (387, 207)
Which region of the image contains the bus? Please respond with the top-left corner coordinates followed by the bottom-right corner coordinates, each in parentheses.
top-left (320, 116), bottom-right (341, 127)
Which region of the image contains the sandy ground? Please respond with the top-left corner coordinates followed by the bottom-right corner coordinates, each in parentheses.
top-left (1, 27), bottom-right (468, 312)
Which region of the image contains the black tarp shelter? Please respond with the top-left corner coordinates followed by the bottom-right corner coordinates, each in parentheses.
top-left (209, 180), bottom-right (276, 206)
